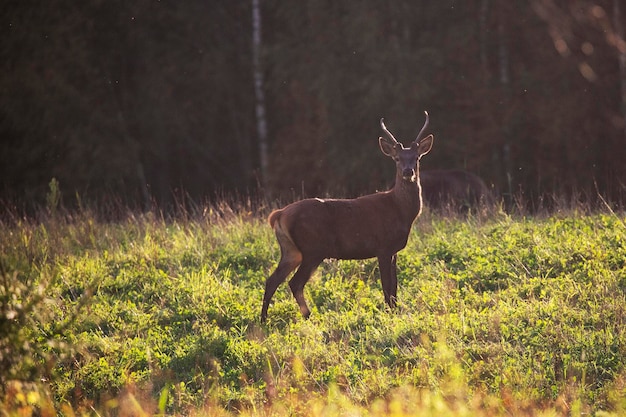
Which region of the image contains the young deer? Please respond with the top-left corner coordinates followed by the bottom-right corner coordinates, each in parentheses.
top-left (420, 169), bottom-right (494, 213)
top-left (261, 112), bottom-right (434, 323)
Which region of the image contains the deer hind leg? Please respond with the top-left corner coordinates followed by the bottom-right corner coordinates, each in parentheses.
top-left (288, 257), bottom-right (322, 319)
top-left (378, 253), bottom-right (398, 309)
top-left (261, 234), bottom-right (302, 323)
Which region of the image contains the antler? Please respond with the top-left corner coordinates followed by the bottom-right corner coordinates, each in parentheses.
top-left (414, 111), bottom-right (429, 143)
top-left (380, 118), bottom-right (399, 144)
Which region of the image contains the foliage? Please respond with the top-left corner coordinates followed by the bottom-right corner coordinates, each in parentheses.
top-left (1, 206), bottom-right (626, 416)
top-left (1, 1), bottom-right (625, 207)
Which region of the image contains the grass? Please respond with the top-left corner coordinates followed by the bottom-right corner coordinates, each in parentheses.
top-left (1, 200), bottom-right (626, 416)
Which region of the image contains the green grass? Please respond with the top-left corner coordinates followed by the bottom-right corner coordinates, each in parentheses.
top-left (1, 205), bottom-right (626, 416)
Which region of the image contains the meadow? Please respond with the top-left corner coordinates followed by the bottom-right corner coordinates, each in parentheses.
top-left (1, 197), bottom-right (626, 416)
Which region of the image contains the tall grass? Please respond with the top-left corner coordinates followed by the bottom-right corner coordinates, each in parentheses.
top-left (1, 198), bottom-right (626, 416)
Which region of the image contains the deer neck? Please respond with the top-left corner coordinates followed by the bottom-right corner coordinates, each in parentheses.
top-left (391, 172), bottom-right (423, 223)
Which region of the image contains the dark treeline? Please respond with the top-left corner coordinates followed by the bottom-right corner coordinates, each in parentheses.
top-left (1, 1), bottom-right (625, 211)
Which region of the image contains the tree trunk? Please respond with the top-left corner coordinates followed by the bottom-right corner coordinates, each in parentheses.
top-left (614, 0), bottom-right (626, 139)
top-left (497, 1), bottom-right (513, 201)
top-left (252, 0), bottom-right (268, 189)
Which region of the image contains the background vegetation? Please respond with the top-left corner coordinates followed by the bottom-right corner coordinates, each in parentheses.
top-left (1, 194), bottom-right (626, 415)
top-left (2, 1), bottom-right (626, 210)
top-left (2, 1), bottom-right (626, 414)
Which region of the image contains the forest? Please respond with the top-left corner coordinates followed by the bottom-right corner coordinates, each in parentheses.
top-left (1, 1), bottom-right (625, 210)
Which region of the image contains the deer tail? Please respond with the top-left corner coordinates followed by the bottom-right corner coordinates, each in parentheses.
top-left (268, 208), bottom-right (299, 250)
top-left (268, 209), bottom-right (282, 228)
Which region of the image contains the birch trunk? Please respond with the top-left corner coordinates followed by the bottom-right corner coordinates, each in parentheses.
top-left (252, 0), bottom-right (268, 189)
top-left (497, 2), bottom-right (513, 200)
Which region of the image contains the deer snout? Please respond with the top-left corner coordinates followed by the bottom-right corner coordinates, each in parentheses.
top-left (402, 168), bottom-right (416, 181)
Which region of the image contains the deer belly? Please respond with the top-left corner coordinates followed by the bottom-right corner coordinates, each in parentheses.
top-left (334, 245), bottom-right (377, 260)
top-left (332, 231), bottom-right (409, 260)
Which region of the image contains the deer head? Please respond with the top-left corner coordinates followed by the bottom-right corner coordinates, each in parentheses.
top-left (379, 111), bottom-right (433, 183)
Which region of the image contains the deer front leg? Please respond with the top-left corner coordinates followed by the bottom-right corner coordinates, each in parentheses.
top-left (378, 253), bottom-right (398, 309)
top-left (390, 254), bottom-right (398, 303)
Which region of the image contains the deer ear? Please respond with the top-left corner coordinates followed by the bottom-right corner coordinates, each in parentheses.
top-left (417, 134), bottom-right (433, 157)
top-left (379, 136), bottom-right (397, 157)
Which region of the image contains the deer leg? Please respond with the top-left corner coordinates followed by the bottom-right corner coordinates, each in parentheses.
top-left (288, 257), bottom-right (322, 319)
top-left (390, 254), bottom-right (398, 306)
top-left (378, 254), bottom-right (398, 309)
top-left (261, 250), bottom-right (302, 323)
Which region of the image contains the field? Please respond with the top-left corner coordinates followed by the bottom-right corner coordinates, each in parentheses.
top-left (2, 200), bottom-right (626, 416)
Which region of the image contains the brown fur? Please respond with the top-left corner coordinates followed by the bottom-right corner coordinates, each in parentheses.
top-left (268, 209), bottom-right (282, 227)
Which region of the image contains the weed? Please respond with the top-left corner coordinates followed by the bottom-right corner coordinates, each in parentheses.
top-left (1, 207), bottom-right (626, 415)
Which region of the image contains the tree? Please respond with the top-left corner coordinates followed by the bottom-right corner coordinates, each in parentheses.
top-left (2, 1), bottom-right (626, 210)
top-left (252, 0), bottom-right (269, 189)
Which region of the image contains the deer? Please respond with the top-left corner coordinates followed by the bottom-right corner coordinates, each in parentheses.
top-left (420, 169), bottom-right (494, 214)
top-left (261, 112), bottom-right (434, 323)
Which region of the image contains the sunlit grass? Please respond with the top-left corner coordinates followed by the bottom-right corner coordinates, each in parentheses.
top-left (1, 202), bottom-right (626, 416)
